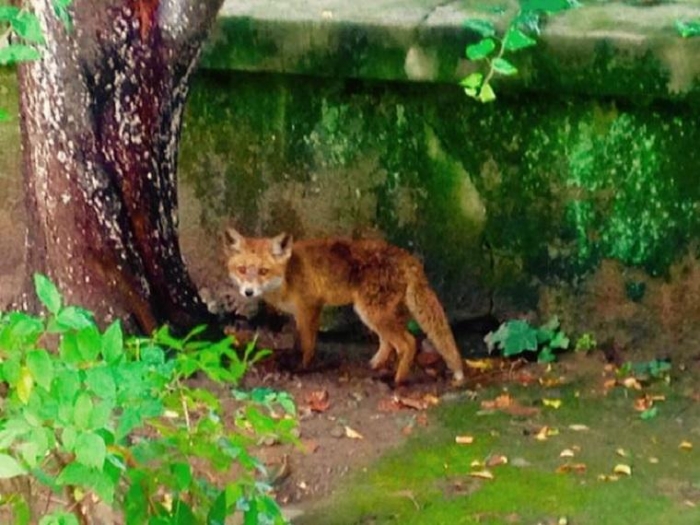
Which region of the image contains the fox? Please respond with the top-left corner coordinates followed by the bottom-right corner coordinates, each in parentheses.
top-left (224, 227), bottom-right (465, 386)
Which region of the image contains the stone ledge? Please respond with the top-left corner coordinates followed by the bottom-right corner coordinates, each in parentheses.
top-left (203, 0), bottom-right (700, 101)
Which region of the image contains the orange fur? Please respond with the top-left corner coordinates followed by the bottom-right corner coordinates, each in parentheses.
top-left (224, 228), bottom-right (465, 385)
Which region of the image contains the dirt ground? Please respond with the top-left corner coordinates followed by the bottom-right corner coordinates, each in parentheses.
top-left (221, 324), bottom-right (530, 515)
top-left (221, 320), bottom-right (700, 522)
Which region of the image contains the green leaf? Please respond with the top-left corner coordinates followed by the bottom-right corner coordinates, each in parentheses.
top-left (0, 108), bottom-right (9, 122)
top-left (84, 367), bottom-right (116, 401)
top-left (11, 12), bottom-right (45, 44)
top-left (549, 331), bottom-right (570, 350)
top-left (75, 431), bottom-right (106, 469)
top-left (463, 19), bottom-right (496, 38)
top-left (33, 274), bottom-right (62, 314)
top-left (39, 511), bottom-right (80, 525)
top-left (73, 392), bottom-right (94, 430)
top-left (521, 0), bottom-right (574, 13)
top-left (101, 321), bottom-right (123, 363)
top-left (59, 332), bottom-right (81, 364)
top-left (676, 20), bottom-right (700, 38)
top-left (26, 349), bottom-right (54, 390)
top-left (171, 462), bottom-right (192, 491)
top-left (76, 325), bottom-right (101, 362)
top-left (56, 306), bottom-right (94, 331)
top-left (478, 81), bottom-right (496, 103)
top-left (0, 453), bottom-right (27, 478)
top-left (504, 27), bottom-right (537, 51)
top-left (17, 366), bottom-right (34, 404)
top-left (640, 406), bottom-right (658, 420)
top-left (56, 462), bottom-right (91, 486)
top-left (0, 44), bottom-right (41, 65)
top-left (492, 57), bottom-right (518, 76)
top-left (61, 426), bottom-right (77, 452)
top-left (53, 0), bottom-right (73, 31)
top-left (0, 6), bottom-right (20, 21)
top-left (466, 38), bottom-right (496, 61)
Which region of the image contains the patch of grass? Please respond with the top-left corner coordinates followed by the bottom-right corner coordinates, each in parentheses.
top-left (300, 380), bottom-right (700, 524)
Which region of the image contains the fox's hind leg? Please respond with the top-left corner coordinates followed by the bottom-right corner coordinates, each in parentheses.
top-left (369, 338), bottom-right (393, 370)
top-left (355, 300), bottom-right (415, 384)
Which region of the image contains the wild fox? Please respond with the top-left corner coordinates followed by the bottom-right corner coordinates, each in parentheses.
top-left (224, 228), bottom-right (465, 385)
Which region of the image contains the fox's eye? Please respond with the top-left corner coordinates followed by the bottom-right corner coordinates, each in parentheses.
top-left (259, 268), bottom-right (269, 276)
top-left (236, 266), bottom-right (247, 275)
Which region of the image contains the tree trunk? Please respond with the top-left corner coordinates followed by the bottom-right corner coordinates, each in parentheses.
top-left (18, 0), bottom-right (224, 332)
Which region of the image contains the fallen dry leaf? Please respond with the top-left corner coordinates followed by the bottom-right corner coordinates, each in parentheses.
top-left (344, 426), bottom-right (364, 440)
top-left (394, 395), bottom-right (429, 411)
top-left (613, 464), bottom-right (632, 476)
top-left (481, 394), bottom-right (513, 410)
top-left (542, 398), bottom-right (562, 409)
top-left (679, 440), bottom-right (693, 451)
top-left (455, 435), bottom-right (474, 445)
top-left (616, 448), bottom-right (629, 457)
top-left (469, 470), bottom-right (494, 480)
top-left (634, 395), bottom-right (655, 412)
top-left (486, 454), bottom-right (508, 467)
top-left (648, 457), bottom-right (659, 464)
top-left (465, 358), bottom-right (493, 370)
top-left (622, 377), bottom-right (643, 390)
top-left (568, 424), bottom-right (589, 432)
top-left (535, 426), bottom-right (559, 441)
top-left (560, 448), bottom-right (576, 458)
top-left (539, 376), bottom-right (564, 388)
top-left (603, 378), bottom-right (618, 390)
top-left (305, 390), bottom-right (330, 413)
top-left (598, 474), bottom-right (620, 482)
top-left (556, 463), bottom-right (587, 474)
top-left (377, 397), bottom-right (402, 412)
top-left (470, 459), bottom-right (484, 468)
top-left (301, 439), bottom-right (319, 454)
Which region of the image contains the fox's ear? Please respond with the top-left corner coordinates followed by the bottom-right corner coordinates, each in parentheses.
top-left (271, 232), bottom-right (293, 260)
top-left (223, 227), bottom-right (245, 254)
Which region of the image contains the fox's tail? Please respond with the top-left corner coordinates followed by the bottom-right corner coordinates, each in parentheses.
top-left (405, 268), bottom-right (465, 384)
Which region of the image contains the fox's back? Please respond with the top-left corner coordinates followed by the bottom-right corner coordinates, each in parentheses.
top-left (288, 238), bottom-right (420, 306)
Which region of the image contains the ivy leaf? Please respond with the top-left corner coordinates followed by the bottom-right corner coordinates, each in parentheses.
top-left (463, 19), bottom-right (496, 38)
top-left (492, 57), bottom-right (518, 76)
top-left (0, 44), bottom-right (41, 65)
top-left (73, 392), bottom-right (94, 430)
top-left (478, 81), bottom-right (497, 103)
top-left (521, 0), bottom-right (574, 13)
top-left (0, 453), bottom-right (27, 478)
top-left (26, 349), bottom-right (54, 390)
top-left (11, 12), bottom-right (45, 44)
top-left (17, 366), bottom-right (34, 404)
top-left (75, 431), bottom-right (106, 469)
top-left (56, 306), bottom-right (94, 330)
top-left (171, 462), bottom-right (192, 491)
top-left (39, 512), bottom-right (80, 525)
top-left (676, 20), bottom-right (700, 38)
top-left (466, 38), bottom-right (496, 61)
top-left (101, 321), bottom-right (123, 363)
top-left (504, 27), bottom-right (537, 51)
top-left (33, 274), bottom-right (62, 315)
top-left (53, 0), bottom-right (73, 31)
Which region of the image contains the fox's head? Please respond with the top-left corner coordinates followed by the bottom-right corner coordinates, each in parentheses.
top-left (224, 227), bottom-right (293, 298)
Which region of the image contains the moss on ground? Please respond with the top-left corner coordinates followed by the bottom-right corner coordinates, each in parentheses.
top-left (299, 365), bottom-right (700, 524)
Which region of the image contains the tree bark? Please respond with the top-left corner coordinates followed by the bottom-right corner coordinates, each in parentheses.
top-left (18, 0), bottom-right (224, 332)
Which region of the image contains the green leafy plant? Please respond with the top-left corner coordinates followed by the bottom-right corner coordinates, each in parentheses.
top-left (574, 332), bottom-right (597, 353)
top-left (485, 316), bottom-right (570, 363)
top-left (460, 0), bottom-right (576, 102)
top-left (0, 274), bottom-right (295, 524)
top-left (676, 19), bottom-right (700, 38)
top-left (617, 359), bottom-right (671, 383)
top-left (0, 1), bottom-right (72, 122)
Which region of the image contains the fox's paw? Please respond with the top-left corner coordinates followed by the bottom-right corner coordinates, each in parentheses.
top-left (450, 370), bottom-right (466, 388)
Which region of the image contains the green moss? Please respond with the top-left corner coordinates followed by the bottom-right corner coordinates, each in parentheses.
top-left (301, 383), bottom-right (700, 525)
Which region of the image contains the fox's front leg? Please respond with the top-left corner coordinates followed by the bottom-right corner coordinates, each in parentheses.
top-left (294, 305), bottom-right (322, 368)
